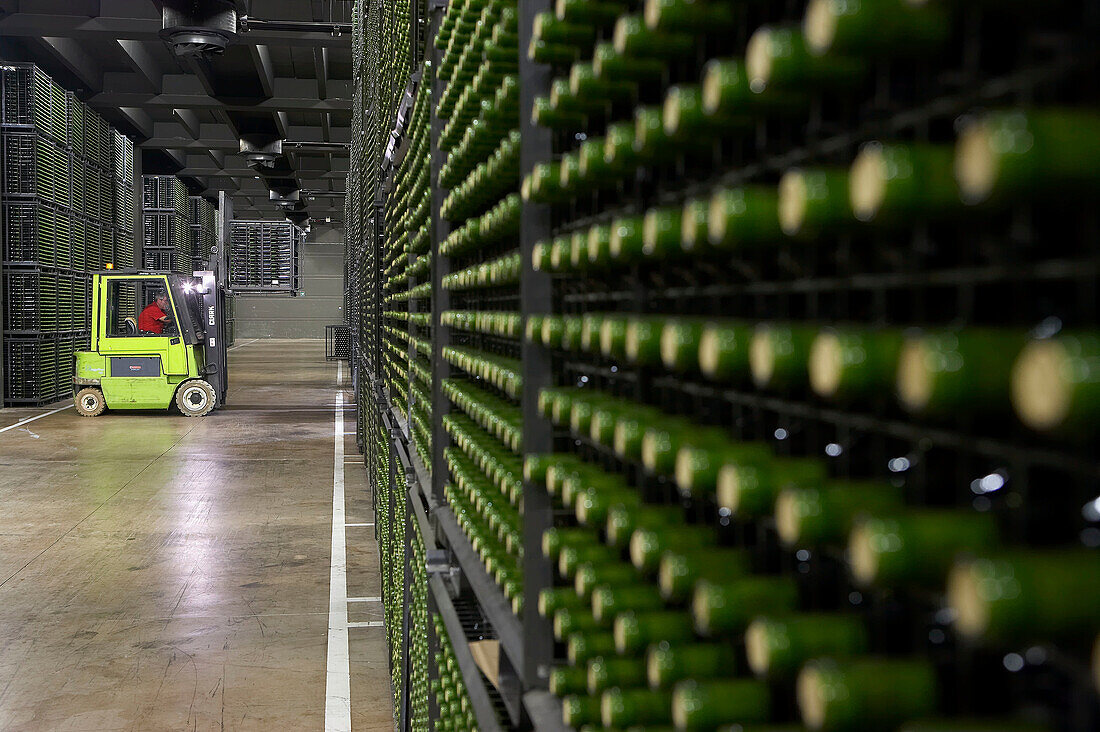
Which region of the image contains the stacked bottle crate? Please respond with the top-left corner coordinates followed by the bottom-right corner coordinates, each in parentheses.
top-left (141, 175), bottom-right (191, 273)
top-left (227, 220), bottom-right (299, 293)
top-left (188, 195), bottom-right (217, 268)
top-left (2, 63), bottom-right (134, 405)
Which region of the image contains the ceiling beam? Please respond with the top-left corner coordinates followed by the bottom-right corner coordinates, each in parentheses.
top-left (172, 107), bottom-right (201, 139)
top-left (314, 46), bottom-right (329, 100)
top-left (38, 36), bottom-right (102, 90)
top-left (250, 44), bottom-right (275, 98)
top-left (0, 14), bottom-right (352, 49)
top-left (118, 106), bottom-right (153, 139)
top-left (88, 90), bottom-right (351, 113)
top-left (116, 39), bottom-right (161, 91)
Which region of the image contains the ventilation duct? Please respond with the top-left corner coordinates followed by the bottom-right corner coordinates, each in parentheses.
top-left (240, 137), bottom-right (283, 166)
top-left (161, 0), bottom-right (239, 57)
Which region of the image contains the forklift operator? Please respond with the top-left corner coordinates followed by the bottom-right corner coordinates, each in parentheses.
top-left (138, 291), bottom-right (172, 334)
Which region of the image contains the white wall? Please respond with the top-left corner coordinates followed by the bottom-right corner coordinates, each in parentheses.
top-left (234, 224), bottom-right (345, 339)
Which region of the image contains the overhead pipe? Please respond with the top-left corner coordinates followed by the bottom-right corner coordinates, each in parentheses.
top-left (238, 17), bottom-right (351, 36)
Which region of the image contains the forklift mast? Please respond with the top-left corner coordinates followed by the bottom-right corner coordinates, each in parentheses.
top-left (194, 264), bottom-right (229, 406)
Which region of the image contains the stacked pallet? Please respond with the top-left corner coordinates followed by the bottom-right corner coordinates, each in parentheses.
top-left (141, 174), bottom-right (191, 273)
top-left (1, 63), bottom-right (135, 405)
top-left (227, 220), bottom-right (299, 293)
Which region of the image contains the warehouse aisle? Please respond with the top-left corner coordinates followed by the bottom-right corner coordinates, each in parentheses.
top-left (0, 340), bottom-right (392, 731)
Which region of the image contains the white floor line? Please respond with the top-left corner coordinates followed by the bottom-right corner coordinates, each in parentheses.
top-left (324, 359), bottom-right (352, 732)
top-left (0, 404), bottom-right (73, 434)
top-left (228, 337), bottom-right (260, 351)
top-left (345, 522), bottom-right (374, 528)
top-left (347, 596), bottom-right (381, 603)
top-left (346, 621), bottom-right (384, 629)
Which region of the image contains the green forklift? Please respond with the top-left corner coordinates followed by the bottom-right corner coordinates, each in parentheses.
top-left (73, 268), bottom-right (229, 417)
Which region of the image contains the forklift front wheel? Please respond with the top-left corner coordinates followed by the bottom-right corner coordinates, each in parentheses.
top-left (176, 380), bottom-right (217, 417)
top-left (75, 387), bottom-right (106, 417)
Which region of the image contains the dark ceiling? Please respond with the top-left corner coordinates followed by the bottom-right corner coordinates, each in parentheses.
top-left (0, 0), bottom-right (352, 222)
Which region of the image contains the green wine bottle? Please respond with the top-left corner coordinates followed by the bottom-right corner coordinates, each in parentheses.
top-left (602, 688), bottom-right (673, 728)
top-left (680, 198), bottom-right (711, 254)
top-left (659, 547), bottom-right (752, 601)
top-left (569, 630), bottom-right (618, 664)
top-left (554, 606), bottom-right (605, 640)
top-left (550, 665), bottom-right (589, 696)
top-left (745, 613), bottom-right (868, 678)
top-left (699, 320), bottom-right (755, 383)
top-left (643, 205), bottom-right (685, 260)
top-left (675, 440), bottom-right (773, 498)
top-left (629, 523), bottom-right (716, 572)
top-left (607, 504), bottom-right (679, 547)
top-left (660, 318), bottom-right (707, 373)
top-left (588, 655), bottom-right (647, 694)
top-left (692, 576), bottom-right (800, 637)
top-left (647, 642), bottom-right (739, 688)
top-left (604, 120), bottom-right (641, 174)
top-left (635, 105), bottom-right (676, 164)
top-left (751, 323), bottom-right (817, 391)
top-left (562, 694), bottom-right (603, 728)
top-left (592, 583), bottom-right (665, 621)
top-left (803, 0), bottom-right (950, 57)
top-left (956, 109), bottom-right (1100, 205)
top-left (614, 610), bottom-right (696, 653)
top-left (575, 559), bottom-right (639, 598)
top-left (850, 142), bottom-right (958, 224)
top-left (746, 25), bottom-right (863, 94)
top-left (613, 405), bottom-right (665, 461)
top-left (718, 456), bottom-right (827, 516)
top-left (575, 482), bottom-right (640, 528)
top-left (644, 0), bottom-right (734, 33)
top-left (539, 586), bottom-right (587, 618)
top-left (626, 315), bottom-right (668, 366)
top-left (775, 480), bottom-right (904, 547)
top-left (587, 223), bottom-right (615, 268)
top-left (778, 167), bottom-right (851, 238)
top-left (599, 317), bottom-right (630, 360)
top-left (797, 658), bottom-right (937, 731)
top-left (612, 14), bottom-right (693, 58)
top-left (1011, 332), bottom-right (1100, 433)
top-left (672, 679), bottom-right (772, 729)
top-left (810, 327), bottom-right (904, 402)
top-left (610, 214), bottom-right (647, 264)
top-left (708, 186), bottom-right (783, 250)
top-left (580, 314), bottom-right (606, 354)
top-left (849, 510), bottom-right (1000, 587)
top-left (947, 551), bottom-right (1100, 641)
top-left (897, 329), bottom-right (1025, 415)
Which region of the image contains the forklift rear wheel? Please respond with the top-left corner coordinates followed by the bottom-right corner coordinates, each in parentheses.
top-left (176, 380), bottom-right (216, 417)
top-left (74, 387), bottom-right (106, 417)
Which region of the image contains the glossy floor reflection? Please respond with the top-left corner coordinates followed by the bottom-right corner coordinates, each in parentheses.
top-left (0, 339), bottom-right (392, 731)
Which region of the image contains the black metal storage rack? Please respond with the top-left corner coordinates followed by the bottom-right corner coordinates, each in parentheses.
top-left (1, 63), bottom-right (135, 406)
top-left (189, 195), bottom-right (217, 269)
top-left (141, 174), bottom-right (191, 275)
top-left (347, 1), bottom-right (1100, 731)
top-left (226, 220), bottom-right (300, 294)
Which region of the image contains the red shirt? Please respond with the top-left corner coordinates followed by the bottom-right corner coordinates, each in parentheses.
top-left (138, 303), bottom-right (167, 334)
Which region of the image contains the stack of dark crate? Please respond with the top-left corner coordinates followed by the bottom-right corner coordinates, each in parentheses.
top-left (188, 195), bottom-right (216, 269)
top-left (141, 175), bottom-right (191, 273)
top-left (1, 63), bottom-right (135, 406)
top-left (227, 220), bottom-right (299, 293)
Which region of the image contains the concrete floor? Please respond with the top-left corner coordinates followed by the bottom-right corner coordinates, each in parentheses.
top-left (0, 339), bottom-right (393, 731)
